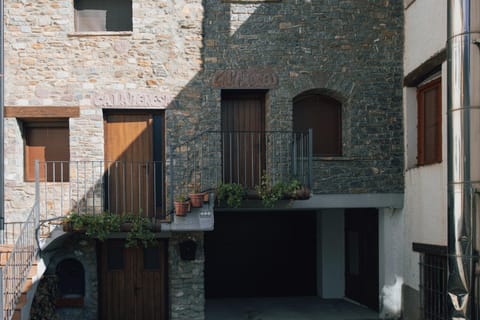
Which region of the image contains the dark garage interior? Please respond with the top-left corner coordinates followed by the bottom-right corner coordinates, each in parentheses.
top-left (205, 211), bottom-right (317, 298)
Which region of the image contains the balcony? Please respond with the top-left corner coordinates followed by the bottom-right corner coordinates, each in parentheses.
top-left (20, 130), bottom-right (311, 236)
top-left (169, 130), bottom-right (312, 209)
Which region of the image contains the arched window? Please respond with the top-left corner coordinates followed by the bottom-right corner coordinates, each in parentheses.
top-left (293, 92), bottom-right (342, 156)
top-left (56, 258), bottom-right (85, 307)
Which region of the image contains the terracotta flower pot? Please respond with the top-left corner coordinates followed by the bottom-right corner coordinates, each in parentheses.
top-left (189, 193), bottom-right (205, 208)
top-left (174, 200), bottom-right (190, 216)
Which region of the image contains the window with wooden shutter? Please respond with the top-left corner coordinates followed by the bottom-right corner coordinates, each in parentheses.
top-left (24, 120), bottom-right (70, 182)
top-left (74, 0), bottom-right (132, 32)
top-left (417, 78), bottom-right (442, 166)
top-left (293, 93), bottom-right (342, 156)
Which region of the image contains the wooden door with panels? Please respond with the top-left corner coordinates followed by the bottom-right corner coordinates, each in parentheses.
top-left (221, 91), bottom-right (266, 189)
top-left (104, 111), bottom-right (164, 217)
top-left (99, 239), bottom-right (168, 320)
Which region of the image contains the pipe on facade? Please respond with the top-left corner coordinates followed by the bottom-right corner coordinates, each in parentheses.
top-left (447, 0), bottom-right (480, 318)
top-left (0, 0), bottom-right (4, 244)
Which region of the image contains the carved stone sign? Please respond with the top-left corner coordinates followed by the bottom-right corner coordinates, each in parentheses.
top-left (92, 91), bottom-right (174, 109)
top-left (212, 69), bottom-right (278, 89)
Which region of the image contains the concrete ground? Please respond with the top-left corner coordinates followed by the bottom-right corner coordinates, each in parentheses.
top-left (205, 297), bottom-right (379, 320)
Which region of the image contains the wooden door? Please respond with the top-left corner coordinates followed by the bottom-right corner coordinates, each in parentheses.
top-left (221, 91), bottom-right (265, 189)
top-left (345, 208), bottom-right (379, 311)
top-left (99, 240), bottom-right (168, 320)
top-left (104, 113), bottom-right (157, 216)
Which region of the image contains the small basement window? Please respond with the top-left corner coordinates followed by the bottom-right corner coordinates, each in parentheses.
top-left (74, 0), bottom-right (132, 32)
top-left (56, 259), bottom-right (85, 307)
top-left (24, 120), bottom-right (70, 182)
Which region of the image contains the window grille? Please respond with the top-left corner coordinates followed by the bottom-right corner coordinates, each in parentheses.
top-left (414, 243), bottom-right (448, 320)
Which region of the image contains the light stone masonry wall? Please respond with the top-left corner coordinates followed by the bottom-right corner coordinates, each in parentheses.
top-left (5, 1), bottom-right (205, 318)
top-left (4, 0), bottom-right (204, 218)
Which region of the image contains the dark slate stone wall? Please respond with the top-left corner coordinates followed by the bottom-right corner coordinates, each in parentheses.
top-left (169, 232), bottom-right (205, 320)
top-left (181, 0), bottom-right (404, 194)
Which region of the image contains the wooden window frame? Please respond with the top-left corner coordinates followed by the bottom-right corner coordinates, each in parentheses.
top-left (24, 120), bottom-right (70, 182)
top-left (417, 78), bottom-right (442, 166)
top-left (74, 0), bottom-right (133, 32)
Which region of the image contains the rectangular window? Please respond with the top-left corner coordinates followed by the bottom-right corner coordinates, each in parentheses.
top-left (413, 243), bottom-right (447, 320)
top-left (24, 120), bottom-right (70, 182)
top-left (107, 240), bottom-right (125, 270)
top-left (74, 0), bottom-right (132, 32)
top-left (417, 78), bottom-right (442, 166)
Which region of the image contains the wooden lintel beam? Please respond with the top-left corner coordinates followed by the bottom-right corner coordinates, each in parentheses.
top-left (4, 106), bottom-right (80, 118)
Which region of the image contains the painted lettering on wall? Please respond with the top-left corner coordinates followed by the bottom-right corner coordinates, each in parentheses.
top-left (93, 91), bottom-right (173, 108)
top-left (212, 69), bottom-right (278, 89)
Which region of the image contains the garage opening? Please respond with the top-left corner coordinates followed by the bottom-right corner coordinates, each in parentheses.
top-left (205, 211), bottom-right (317, 298)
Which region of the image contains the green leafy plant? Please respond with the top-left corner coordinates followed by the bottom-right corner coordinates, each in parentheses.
top-left (175, 193), bottom-right (188, 202)
top-left (122, 213), bottom-right (157, 248)
top-left (255, 174), bottom-right (304, 208)
top-left (255, 174), bottom-right (283, 208)
top-left (64, 211), bottom-right (156, 247)
top-left (216, 182), bottom-right (244, 208)
top-left (65, 211), bottom-right (121, 241)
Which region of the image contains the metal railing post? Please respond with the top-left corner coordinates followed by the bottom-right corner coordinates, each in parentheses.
top-left (308, 128), bottom-right (313, 190)
top-left (34, 160), bottom-right (40, 228)
top-left (169, 145), bottom-right (174, 213)
top-left (0, 268), bottom-right (3, 320)
top-left (292, 132), bottom-right (297, 177)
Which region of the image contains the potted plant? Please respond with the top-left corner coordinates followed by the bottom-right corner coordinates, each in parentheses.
top-left (188, 184), bottom-right (205, 208)
top-left (216, 182), bottom-right (244, 208)
top-left (174, 194), bottom-right (190, 216)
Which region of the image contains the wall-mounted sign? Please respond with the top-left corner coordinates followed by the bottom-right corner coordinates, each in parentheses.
top-left (92, 91), bottom-right (174, 109)
top-left (212, 68), bottom-right (278, 89)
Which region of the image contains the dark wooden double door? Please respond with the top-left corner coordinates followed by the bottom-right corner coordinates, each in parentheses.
top-left (99, 240), bottom-right (168, 320)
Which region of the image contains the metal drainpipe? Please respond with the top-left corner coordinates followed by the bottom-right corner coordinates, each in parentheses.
top-left (447, 0), bottom-right (480, 318)
top-left (0, 0), bottom-right (5, 245)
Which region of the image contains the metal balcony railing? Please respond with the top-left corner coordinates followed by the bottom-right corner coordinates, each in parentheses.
top-left (35, 160), bottom-right (167, 233)
top-left (169, 130), bottom-right (312, 204)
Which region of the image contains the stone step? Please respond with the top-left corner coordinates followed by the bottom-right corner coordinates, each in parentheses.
top-left (12, 262), bottom-right (38, 320)
top-left (0, 244), bottom-right (14, 266)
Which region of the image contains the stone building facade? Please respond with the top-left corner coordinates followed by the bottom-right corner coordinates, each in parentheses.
top-left (3, 0), bottom-right (404, 319)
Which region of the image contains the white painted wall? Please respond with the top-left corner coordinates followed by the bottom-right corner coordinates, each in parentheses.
top-left (404, 0), bottom-right (447, 75)
top-left (379, 208), bottom-right (405, 319)
top-left (403, 0), bottom-right (448, 295)
top-left (319, 209), bottom-right (345, 299)
top-left (402, 63), bottom-right (448, 291)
